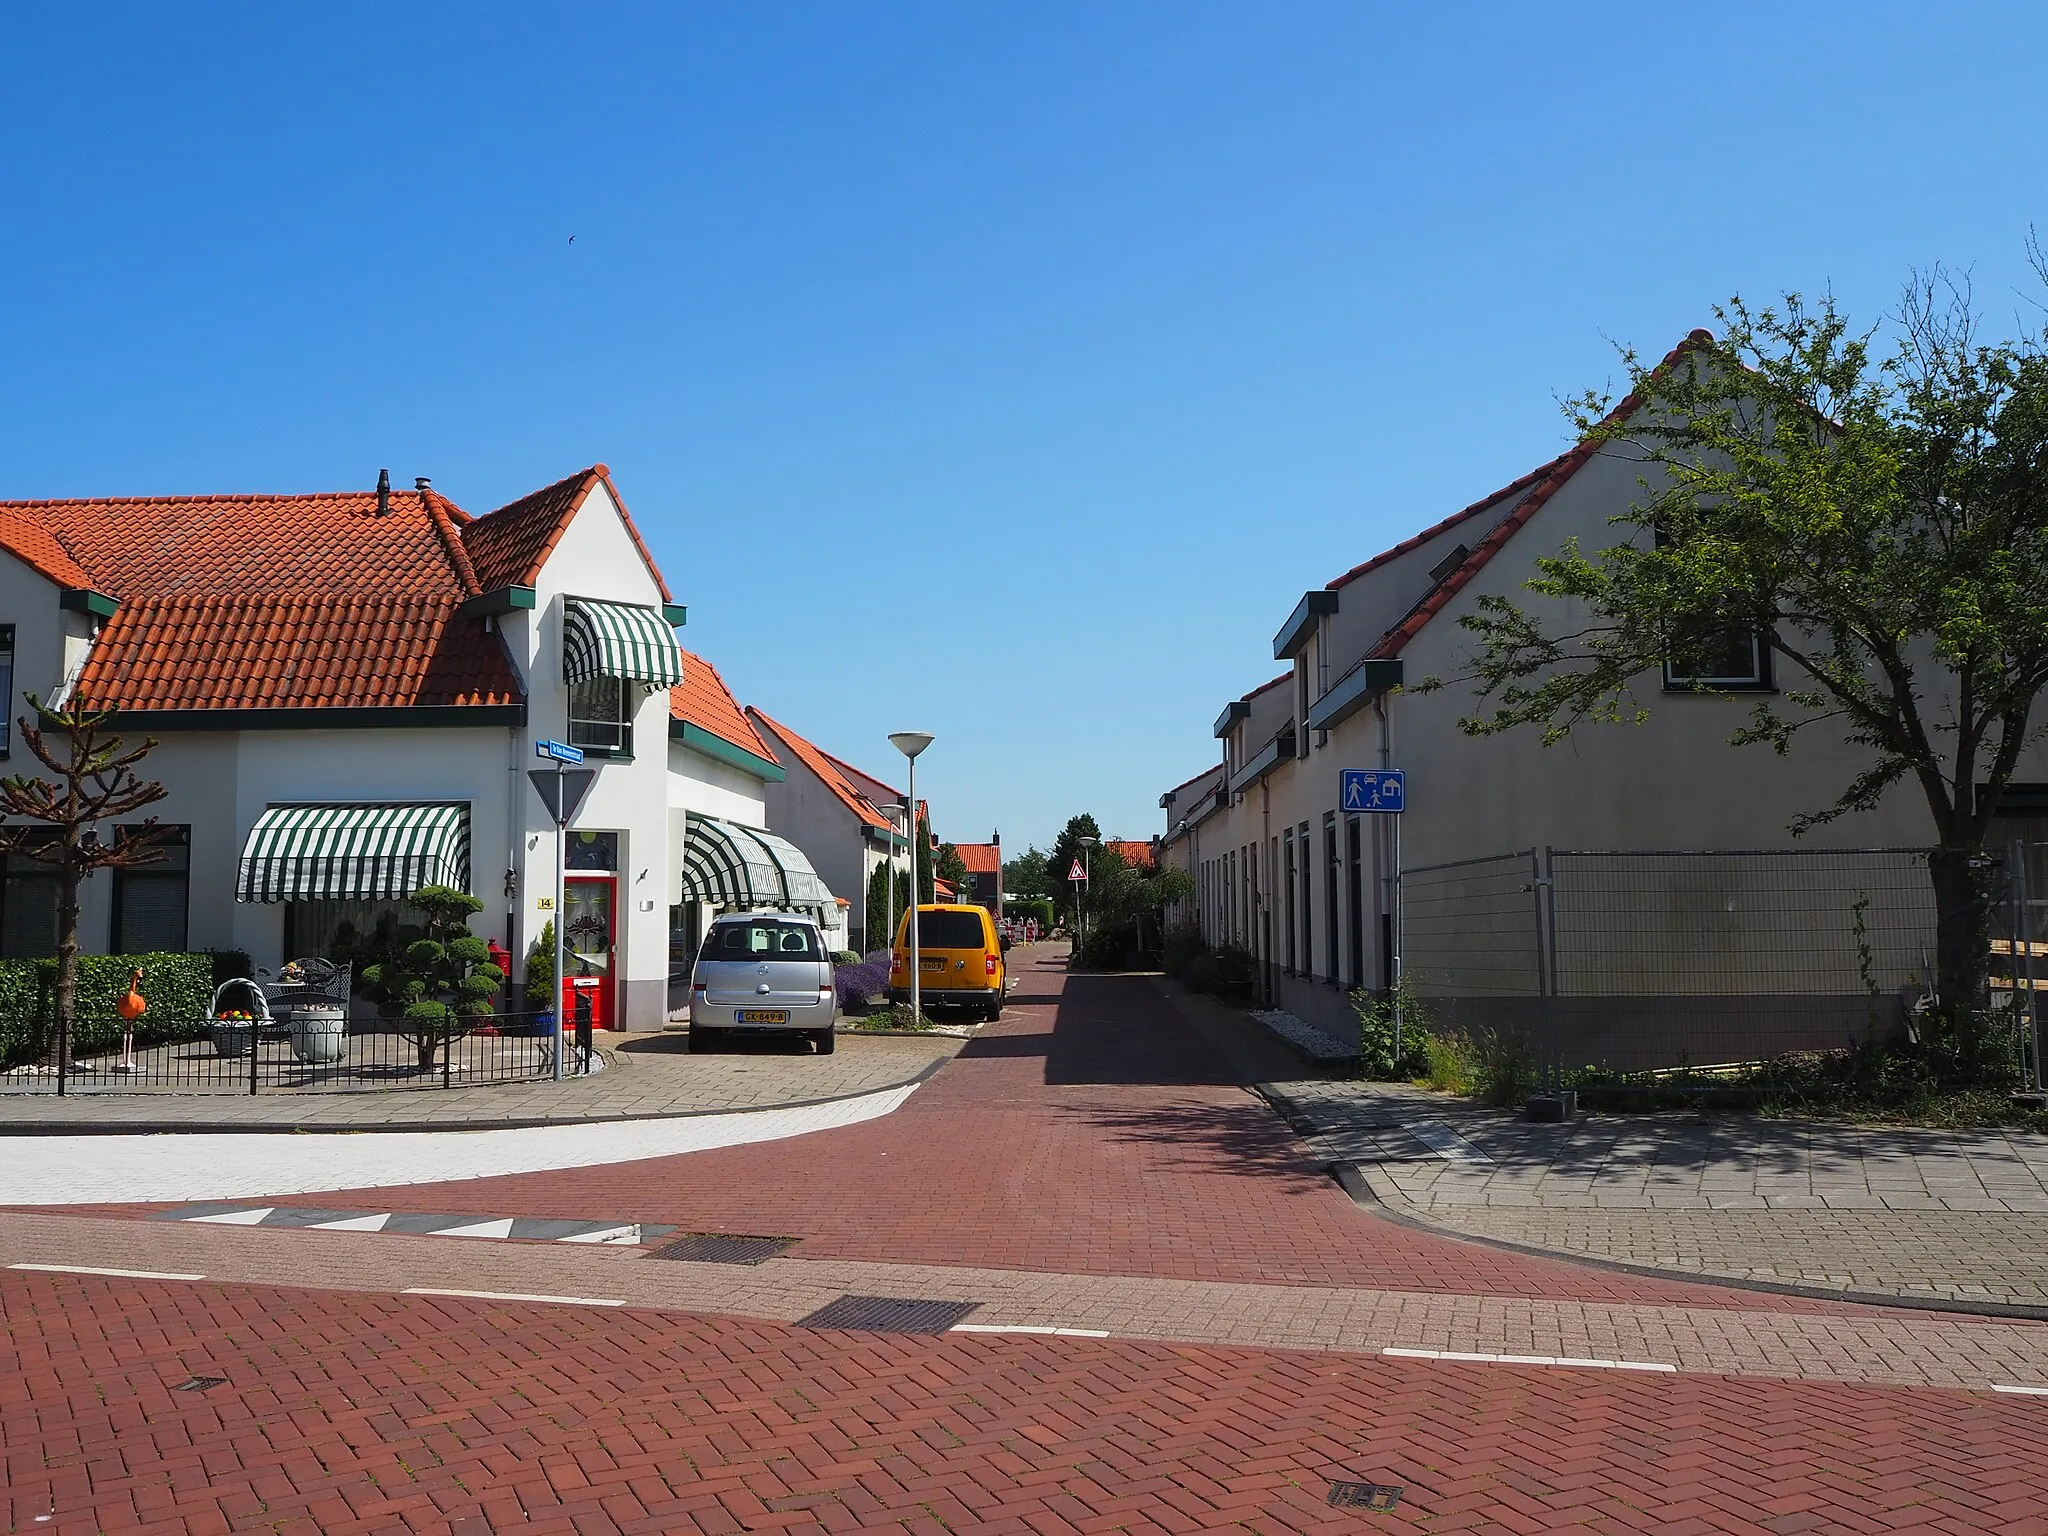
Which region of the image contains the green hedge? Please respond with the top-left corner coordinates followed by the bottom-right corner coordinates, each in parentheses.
top-left (0, 952), bottom-right (215, 1067)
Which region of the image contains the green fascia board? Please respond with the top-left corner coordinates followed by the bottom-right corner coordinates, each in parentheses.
top-left (663, 603), bottom-right (688, 626)
top-left (862, 823), bottom-right (908, 849)
top-left (60, 588), bottom-right (118, 618)
top-left (1306, 657), bottom-right (1404, 733)
top-left (670, 719), bottom-right (785, 781)
top-left (1272, 589), bottom-right (1338, 660)
top-left (458, 585), bottom-right (537, 619)
top-left (102, 704), bottom-right (529, 731)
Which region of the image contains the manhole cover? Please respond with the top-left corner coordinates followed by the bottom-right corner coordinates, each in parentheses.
top-left (1327, 1480), bottom-right (1402, 1511)
top-left (796, 1295), bottom-right (980, 1334)
top-left (173, 1376), bottom-right (229, 1393)
top-left (648, 1233), bottom-right (798, 1265)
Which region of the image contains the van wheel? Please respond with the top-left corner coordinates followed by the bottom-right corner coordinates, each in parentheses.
top-left (813, 1028), bottom-right (836, 1055)
top-left (689, 1025), bottom-right (717, 1053)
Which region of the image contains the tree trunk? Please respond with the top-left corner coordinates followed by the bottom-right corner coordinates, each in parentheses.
top-left (52, 845), bottom-right (81, 1076)
top-left (1928, 842), bottom-right (1995, 1071)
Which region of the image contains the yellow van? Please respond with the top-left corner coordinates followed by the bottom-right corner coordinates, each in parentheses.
top-left (890, 903), bottom-right (1007, 1020)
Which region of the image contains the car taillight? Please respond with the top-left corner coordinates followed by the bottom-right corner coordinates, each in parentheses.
top-left (692, 981), bottom-right (705, 992)
top-left (985, 954), bottom-right (999, 976)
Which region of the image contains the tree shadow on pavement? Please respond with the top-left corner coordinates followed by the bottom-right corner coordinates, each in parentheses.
top-left (1056, 1095), bottom-right (1337, 1184)
top-left (1026, 970), bottom-right (1257, 1087)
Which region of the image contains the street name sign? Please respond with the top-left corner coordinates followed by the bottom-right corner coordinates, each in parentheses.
top-left (536, 738), bottom-right (585, 764)
top-left (1340, 768), bottom-right (1405, 814)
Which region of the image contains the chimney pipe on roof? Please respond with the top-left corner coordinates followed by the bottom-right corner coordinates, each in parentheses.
top-left (415, 476), bottom-right (431, 494)
top-left (376, 468), bottom-right (390, 517)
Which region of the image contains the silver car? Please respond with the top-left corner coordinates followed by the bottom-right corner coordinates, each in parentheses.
top-left (688, 912), bottom-right (837, 1054)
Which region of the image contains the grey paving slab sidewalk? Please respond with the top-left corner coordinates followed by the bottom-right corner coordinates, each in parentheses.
top-left (0, 1031), bottom-right (961, 1132)
top-left (1266, 1078), bottom-right (2048, 1310)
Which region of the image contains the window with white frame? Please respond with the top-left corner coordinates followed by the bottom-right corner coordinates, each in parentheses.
top-left (1664, 627), bottom-right (1772, 691)
top-left (567, 676), bottom-right (635, 755)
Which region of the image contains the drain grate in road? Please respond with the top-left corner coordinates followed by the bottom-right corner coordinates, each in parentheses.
top-left (797, 1294), bottom-right (981, 1334)
top-left (173, 1376), bottom-right (229, 1393)
top-left (1327, 1480), bottom-right (1402, 1511)
top-left (648, 1233), bottom-right (798, 1265)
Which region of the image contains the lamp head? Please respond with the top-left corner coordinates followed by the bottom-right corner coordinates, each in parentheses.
top-left (888, 731), bottom-right (935, 760)
top-left (1078, 835), bottom-right (1098, 848)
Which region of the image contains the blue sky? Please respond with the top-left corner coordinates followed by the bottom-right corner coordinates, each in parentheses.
top-left (2, 4), bottom-right (2044, 854)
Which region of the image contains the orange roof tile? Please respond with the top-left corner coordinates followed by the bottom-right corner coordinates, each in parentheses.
top-left (461, 465), bottom-right (672, 601)
top-left (747, 709), bottom-right (894, 832)
top-left (951, 843), bottom-right (1001, 876)
top-left (1107, 839), bottom-right (1155, 869)
top-left (670, 650), bottom-right (778, 764)
top-left (0, 485), bottom-right (528, 717)
top-left (0, 513), bottom-right (96, 589)
top-left (73, 596), bottom-right (522, 713)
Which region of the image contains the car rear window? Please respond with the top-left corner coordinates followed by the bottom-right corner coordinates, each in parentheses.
top-left (701, 921), bottom-right (823, 960)
top-left (914, 910), bottom-right (987, 949)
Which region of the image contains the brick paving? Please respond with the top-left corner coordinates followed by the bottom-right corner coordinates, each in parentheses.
top-left (277, 953), bottom-right (1858, 1311)
top-left (0, 1030), bottom-right (959, 1130)
top-left (1272, 1078), bottom-right (2048, 1309)
top-left (6, 1266), bottom-right (2048, 1536)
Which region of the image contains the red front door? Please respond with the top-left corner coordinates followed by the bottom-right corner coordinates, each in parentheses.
top-left (561, 875), bottom-right (617, 1031)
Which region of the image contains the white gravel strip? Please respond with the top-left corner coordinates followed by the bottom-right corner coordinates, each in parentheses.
top-left (0, 1082), bottom-right (920, 1206)
top-left (1250, 1008), bottom-right (1358, 1064)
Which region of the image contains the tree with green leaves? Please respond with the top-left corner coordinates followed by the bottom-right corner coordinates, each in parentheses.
top-left (0, 697), bottom-right (167, 1077)
top-left (360, 885), bottom-right (505, 1073)
top-left (1445, 279), bottom-right (2048, 1070)
top-left (1003, 845), bottom-right (1050, 900)
top-left (935, 841), bottom-right (969, 888)
top-left (1045, 814), bottom-right (1103, 932)
top-left (864, 861), bottom-right (911, 952)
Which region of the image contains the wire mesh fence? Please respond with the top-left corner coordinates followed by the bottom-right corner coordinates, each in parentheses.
top-left (0, 1011), bottom-right (579, 1094)
top-left (1400, 846), bottom-right (1949, 1076)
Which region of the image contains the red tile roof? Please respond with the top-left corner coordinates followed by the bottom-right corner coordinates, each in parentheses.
top-left (460, 465), bottom-right (672, 601)
top-left (670, 651), bottom-right (778, 764)
top-left (747, 709), bottom-right (894, 832)
top-left (1370, 331), bottom-right (1713, 661)
top-left (1326, 449), bottom-right (1576, 592)
top-left (0, 486), bottom-right (526, 715)
top-left (951, 842), bottom-right (1001, 876)
top-left (820, 749), bottom-right (904, 808)
top-left (1107, 839), bottom-right (1155, 869)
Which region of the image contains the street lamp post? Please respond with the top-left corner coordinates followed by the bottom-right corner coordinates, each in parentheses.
top-left (888, 732), bottom-right (935, 1023)
top-left (882, 802), bottom-right (907, 959)
top-left (1077, 834), bottom-right (1098, 959)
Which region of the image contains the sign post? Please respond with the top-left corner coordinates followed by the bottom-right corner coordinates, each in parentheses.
top-left (1068, 856), bottom-right (1088, 954)
top-left (530, 740), bottom-right (594, 1080)
top-left (1341, 768), bottom-right (1406, 1055)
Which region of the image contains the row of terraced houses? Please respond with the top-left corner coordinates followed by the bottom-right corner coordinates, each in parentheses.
top-left (1155, 331), bottom-right (2048, 1064)
top-left (0, 465), bottom-right (931, 1032)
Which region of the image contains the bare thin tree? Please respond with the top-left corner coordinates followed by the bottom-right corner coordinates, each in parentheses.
top-left (0, 697), bottom-right (168, 1074)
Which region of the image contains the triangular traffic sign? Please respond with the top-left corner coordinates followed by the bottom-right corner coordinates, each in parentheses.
top-left (1068, 859), bottom-right (1087, 881)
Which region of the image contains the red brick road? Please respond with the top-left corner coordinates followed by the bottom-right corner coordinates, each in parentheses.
top-left (297, 953), bottom-right (1865, 1312)
top-left (6, 1267), bottom-right (2044, 1536)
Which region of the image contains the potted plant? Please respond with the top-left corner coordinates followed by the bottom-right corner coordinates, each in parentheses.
top-left (208, 979), bottom-right (268, 1057)
top-left (516, 920), bottom-right (556, 1038)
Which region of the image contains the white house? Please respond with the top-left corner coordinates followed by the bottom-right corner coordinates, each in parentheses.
top-left (1162, 330), bottom-right (2048, 1055)
top-left (0, 464), bottom-right (836, 1032)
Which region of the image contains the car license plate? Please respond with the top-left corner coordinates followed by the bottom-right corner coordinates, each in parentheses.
top-left (738, 1009), bottom-right (788, 1024)
top-left (920, 957), bottom-right (944, 972)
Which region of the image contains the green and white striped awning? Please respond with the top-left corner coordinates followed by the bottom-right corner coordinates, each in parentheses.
top-left (237, 803), bottom-right (471, 903)
top-left (563, 598), bottom-right (685, 686)
top-left (678, 813), bottom-right (837, 913)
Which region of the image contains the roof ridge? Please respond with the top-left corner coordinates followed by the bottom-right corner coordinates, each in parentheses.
top-left (0, 490), bottom-right (398, 510)
top-left (419, 488), bottom-right (481, 598)
top-left (1161, 763), bottom-right (1223, 798)
top-left (1370, 328), bottom-right (1714, 661)
top-left (1326, 448), bottom-right (1577, 592)
top-left (746, 707), bottom-right (894, 830)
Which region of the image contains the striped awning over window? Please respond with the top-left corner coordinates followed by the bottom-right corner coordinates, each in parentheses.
top-left (678, 813), bottom-right (837, 913)
top-left (236, 803), bottom-right (471, 903)
top-left (563, 598), bottom-right (685, 686)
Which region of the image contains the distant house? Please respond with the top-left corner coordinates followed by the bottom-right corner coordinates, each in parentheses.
top-left (1106, 840), bottom-right (1154, 871)
top-left (746, 709), bottom-right (908, 951)
top-left (950, 838), bottom-right (1002, 916)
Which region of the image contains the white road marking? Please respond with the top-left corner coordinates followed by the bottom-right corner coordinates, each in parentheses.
top-left (1400, 1121), bottom-right (1494, 1164)
top-left (951, 1323), bottom-right (1112, 1338)
top-left (558, 1224), bottom-right (641, 1244)
top-left (186, 1207), bottom-right (276, 1225)
top-left (1993, 1384), bottom-right (2048, 1396)
top-left (10, 1262), bottom-right (206, 1281)
top-left (306, 1212), bottom-right (392, 1231)
top-left (1383, 1346), bottom-right (1675, 1372)
top-left (0, 1081), bottom-right (923, 1204)
top-left (430, 1218), bottom-right (516, 1240)
top-left (404, 1287), bottom-right (625, 1308)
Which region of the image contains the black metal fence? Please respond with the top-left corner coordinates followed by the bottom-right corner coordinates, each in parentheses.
top-left (0, 1011), bottom-right (585, 1094)
top-left (1999, 840), bottom-right (2047, 1097)
top-left (1400, 847), bottom-right (1940, 1075)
